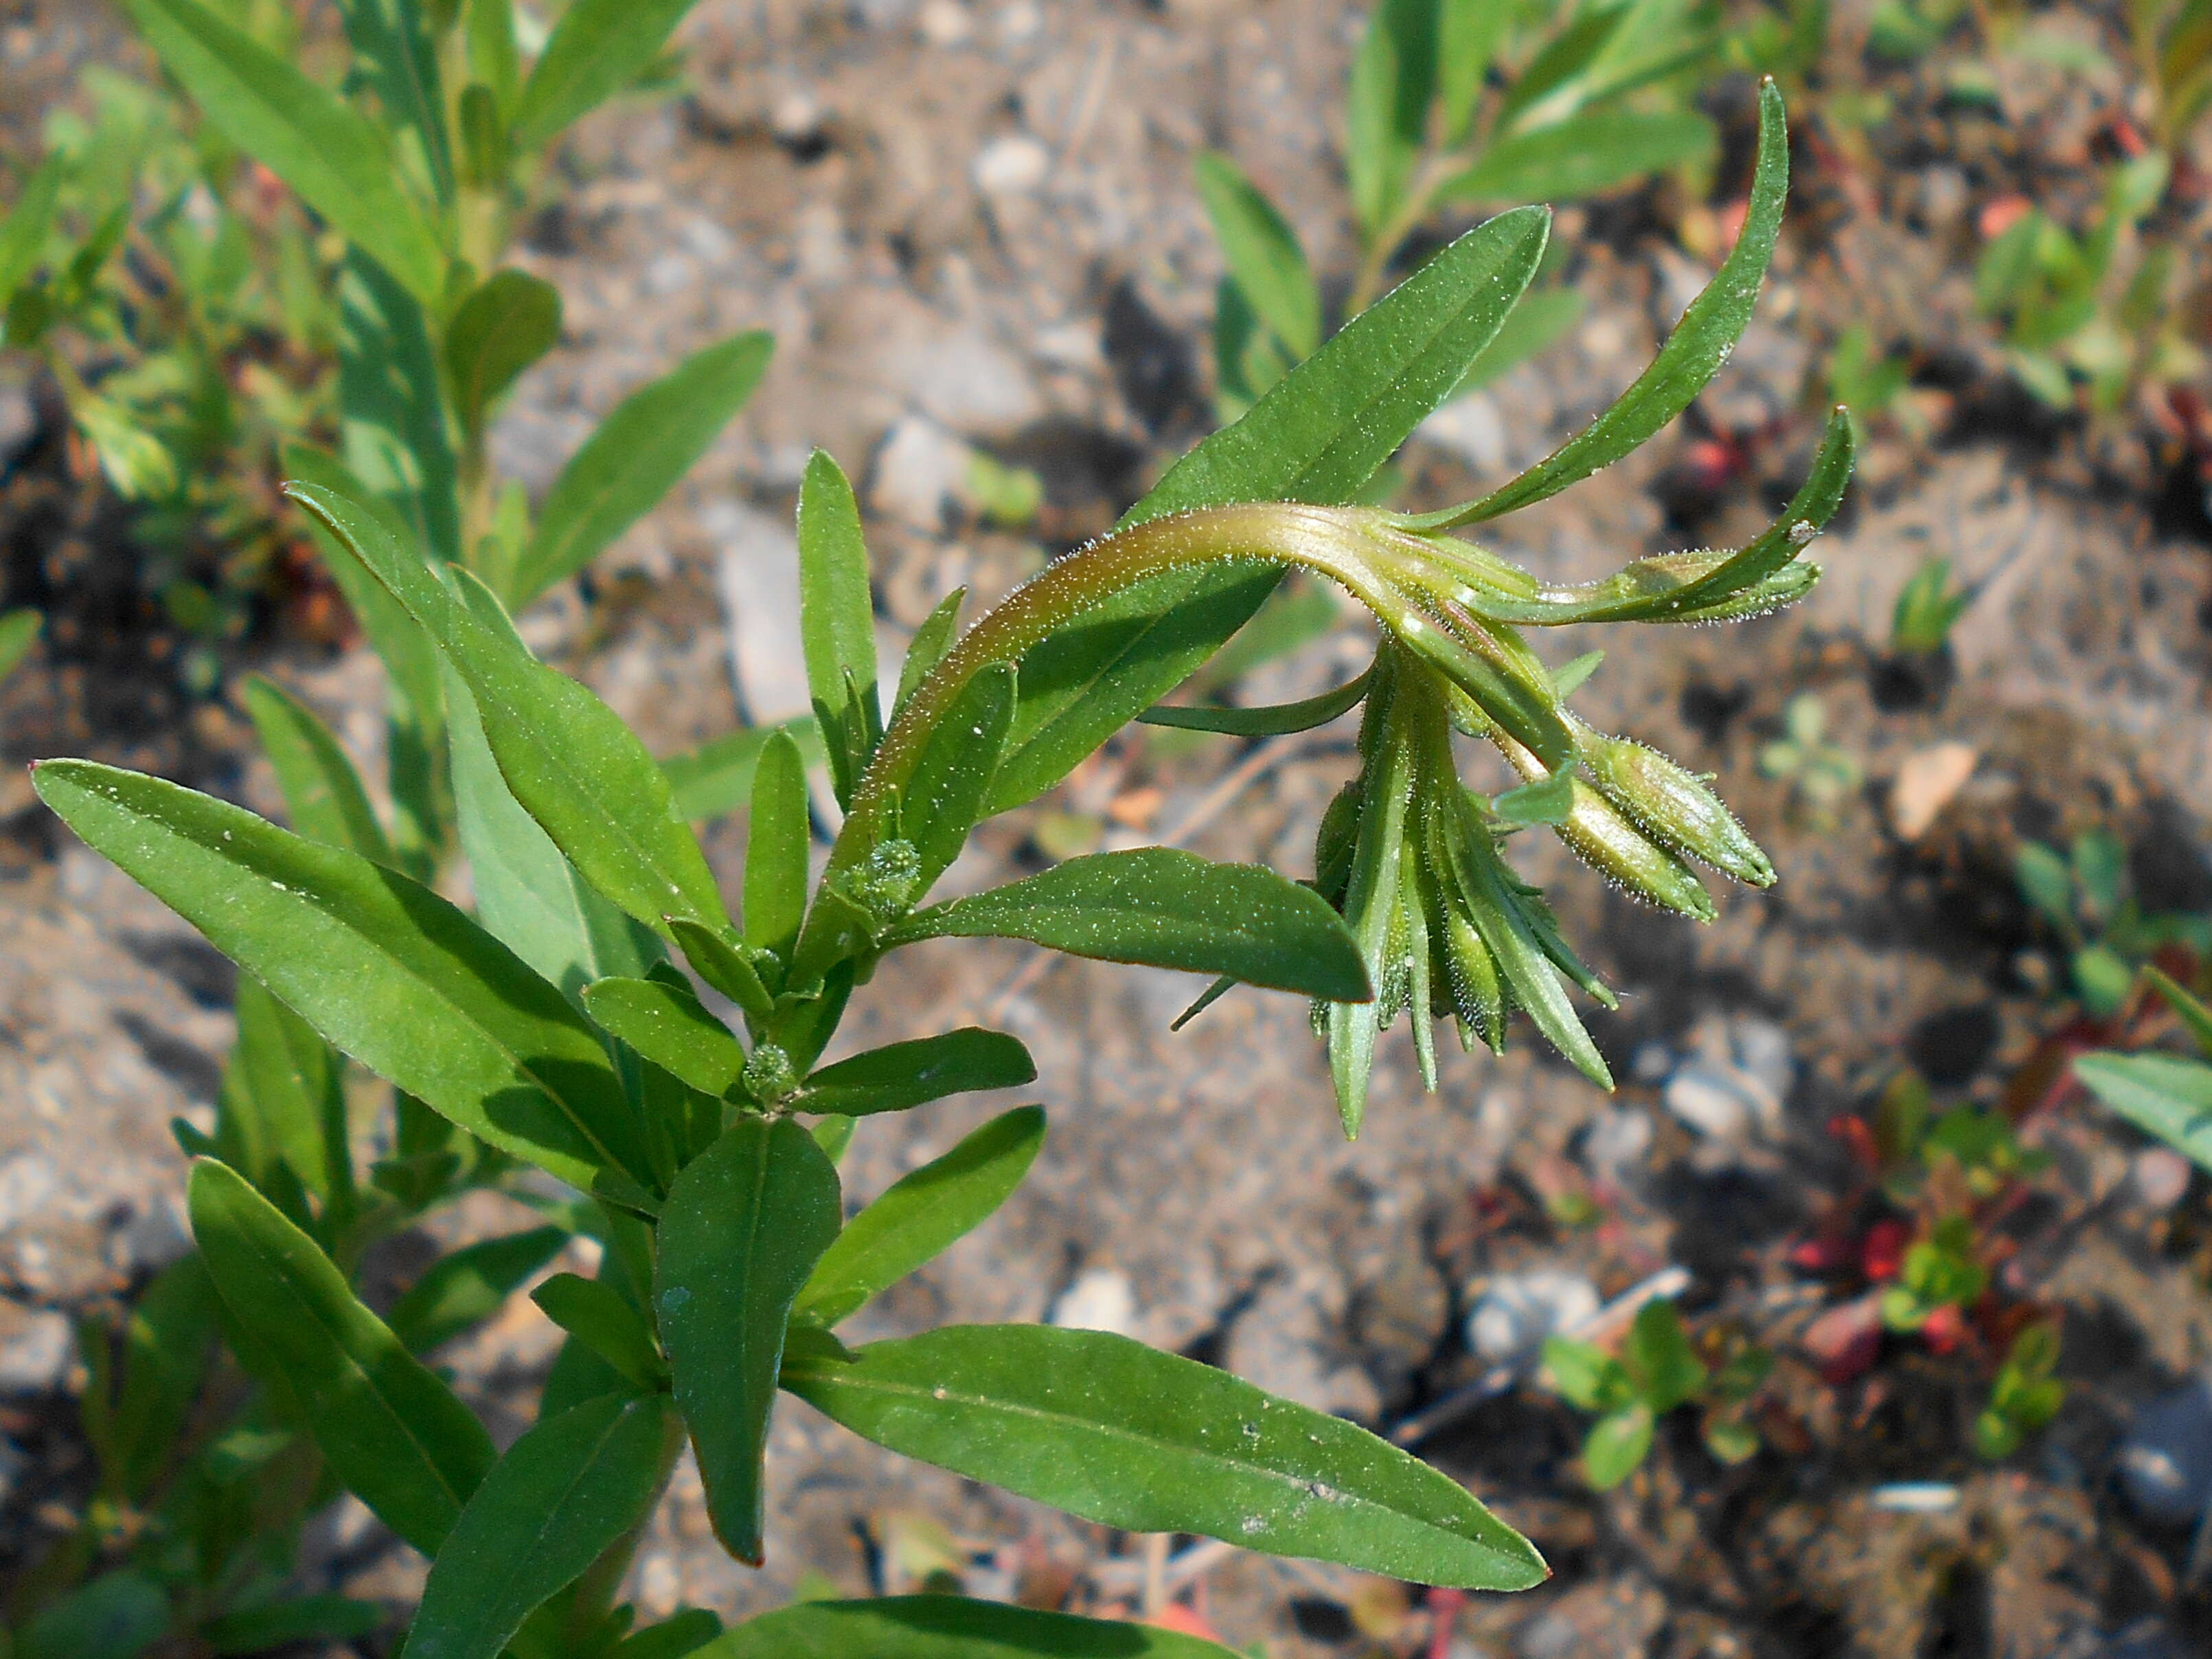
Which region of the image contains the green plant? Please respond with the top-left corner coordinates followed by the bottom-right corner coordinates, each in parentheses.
top-left (1974, 153), bottom-right (2196, 414)
top-left (2076, 964), bottom-right (2212, 1173)
top-left (2015, 831), bottom-right (2211, 1018)
top-left (1889, 555), bottom-right (1971, 656)
top-left (1541, 1300), bottom-right (1772, 1488)
top-left (0, 607), bottom-right (38, 685)
top-left (1974, 1319), bottom-right (2064, 1459)
top-left (27, 47), bottom-right (1844, 1659)
top-left (1757, 691), bottom-right (1860, 827)
top-left (1198, 0), bottom-right (1737, 424)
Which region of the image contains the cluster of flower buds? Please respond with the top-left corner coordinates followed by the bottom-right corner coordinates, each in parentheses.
top-left (1303, 414), bottom-right (1853, 1133)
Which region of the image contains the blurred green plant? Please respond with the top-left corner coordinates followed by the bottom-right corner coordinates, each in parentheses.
top-left (2076, 965), bottom-right (2212, 1174)
top-left (2015, 830), bottom-right (2211, 1018)
top-left (1196, 0), bottom-right (1740, 425)
top-left (26, 66), bottom-right (1840, 1658)
top-left (1974, 1319), bottom-right (2064, 1459)
top-left (1889, 554), bottom-right (1971, 656)
top-left (0, 606), bottom-right (38, 685)
top-left (1542, 1300), bottom-right (1773, 1488)
top-left (1757, 691), bottom-right (1860, 827)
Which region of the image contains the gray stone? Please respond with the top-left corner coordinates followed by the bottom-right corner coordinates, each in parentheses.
top-left (707, 500), bottom-right (812, 725)
top-left (0, 1302), bottom-right (71, 1395)
top-left (2118, 1377), bottom-right (2212, 1522)
top-left (1466, 1269), bottom-right (1599, 1373)
top-left (1663, 1062), bottom-right (1760, 1143)
top-left (870, 415), bottom-right (974, 530)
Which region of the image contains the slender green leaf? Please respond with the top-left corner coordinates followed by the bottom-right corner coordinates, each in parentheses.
top-left (188, 1160), bottom-right (494, 1553)
top-left (336, 251), bottom-right (462, 567)
top-left (660, 719), bottom-right (821, 823)
top-left (1139, 670), bottom-right (1369, 735)
top-left (446, 269), bottom-right (562, 437)
top-left (668, 919), bottom-right (775, 1031)
top-left (1346, 0), bottom-right (1439, 240)
top-left (337, 0), bottom-right (455, 206)
top-left (530, 1273), bottom-right (664, 1388)
top-left (466, 0), bottom-right (520, 113)
top-left (783, 1325), bottom-right (1545, 1588)
top-left (512, 0), bottom-right (702, 144)
top-left (1437, 0), bottom-right (1515, 141)
top-left (1582, 1403), bottom-right (1654, 1489)
top-left (203, 1597), bottom-right (383, 1656)
top-left (582, 975), bottom-right (744, 1097)
top-left (512, 331), bottom-right (773, 606)
top-left (290, 481), bottom-right (732, 942)
top-left (401, 1394), bottom-right (673, 1659)
top-left (2076, 1053), bottom-right (2212, 1173)
top-left (105, 1256), bottom-right (220, 1501)
top-left (798, 451), bottom-right (880, 808)
top-left (122, 0), bottom-right (445, 301)
top-left (709, 1597), bottom-right (1243, 1658)
top-left (895, 587), bottom-right (966, 718)
top-left (223, 976), bottom-right (351, 1210)
top-left (1417, 80), bottom-right (1788, 527)
top-left (36, 761), bottom-right (648, 1190)
top-left (902, 662), bottom-right (1012, 890)
top-left (2147, 966), bottom-right (2212, 1059)
top-left (0, 159), bottom-right (61, 312)
top-left (795, 1028), bottom-right (1036, 1118)
top-left (1194, 152), bottom-right (1319, 358)
top-left (388, 1226), bottom-right (569, 1354)
top-left (1131, 205), bottom-right (1549, 525)
top-left (1439, 108), bottom-right (1715, 207)
top-left (613, 1611), bottom-right (725, 1659)
top-left (745, 729), bottom-right (810, 963)
top-left (1621, 1301), bottom-right (1704, 1412)
top-left (657, 1118), bottom-right (841, 1564)
top-left (797, 1106), bottom-right (1044, 1327)
top-left (242, 675), bottom-right (392, 862)
top-left (887, 848), bottom-right (1369, 1002)
top-left (1450, 284), bottom-right (1583, 396)
top-left (446, 657), bottom-right (661, 1001)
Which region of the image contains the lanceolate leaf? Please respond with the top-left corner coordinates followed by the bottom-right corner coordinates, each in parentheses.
top-left (1437, 0), bottom-right (1514, 141)
top-left (187, 1160), bottom-right (493, 1555)
top-left (581, 975), bottom-right (745, 1098)
top-left (242, 676), bottom-right (392, 862)
top-left (1439, 108), bottom-right (1716, 207)
top-left (1130, 204), bottom-right (1549, 525)
top-left (289, 481), bottom-right (733, 943)
top-left (782, 1325), bottom-right (1546, 1588)
top-left (512, 0), bottom-right (703, 145)
top-left (2075, 1053), bottom-right (2212, 1172)
top-left (123, 0), bottom-right (445, 303)
top-left (744, 730), bottom-right (810, 965)
top-left (223, 977), bottom-right (350, 1211)
top-left (0, 159), bottom-right (60, 312)
top-left (1193, 152), bottom-right (1320, 358)
top-left (1345, 0), bottom-right (1438, 240)
top-left (710, 1597), bottom-right (1244, 1658)
top-left (529, 1273), bottom-right (665, 1388)
top-left (1415, 80), bottom-right (1789, 529)
top-left (1139, 670), bottom-right (1369, 735)
top-left (796, 1106), bottom-right (1045, 1327)
top-left (35, 762), bottom-right (648, 1191)
top-left (657, 1119), bottom-right (841, 1565)
top-left (337, 252), bottom-right (462, 568)
top-left (446, 270), bottom-right (563, 437)
top-left (794, 1028), bottom-right (1036, 1118)
top-left (512, 332), bottom-right (773, 606)
top-left (336, 0), bottom-right (454, 206)
top-left (885, 847), bottom-right (1369, 1003)
top-left (401, 1394), bottom-right (674, 1659)
top-left (387, 1226), bottom-right (569, 1354)
top-left (901, 663), bottom-right (1012, 890)
top-left (797, 451), bottom-right (880, 808)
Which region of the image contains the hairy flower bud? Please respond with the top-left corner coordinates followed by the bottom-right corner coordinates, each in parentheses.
top-left (1581, 731), bottom-right (1775, 887)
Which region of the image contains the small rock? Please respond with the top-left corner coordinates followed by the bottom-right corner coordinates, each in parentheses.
top-left (918, 0), bottom-right (971, 45)
top-left (1889, 742), bottom-right (1978, 840)
top-left (0, 1154), bottom-right (58, 1233)
top-left (111, 1193), bottom-right (192, 1275)
top-left (2132, 1147), bottom-right (2194, 1212)
top-left (1581, 1106), bottom-right (1654, 1185)
top-left (1049, 1267), bottom-right (1137, 1337)
top-left (1801, 1291), bottom-right (1883, 1385)
top-left (1727, 1016), bottom-right (1794, 1108)
top-left (1223, 1278), bottom-right (1380, 1420)
top-left (707, 500), bottom-right (812, 724)
top-left (1467, 1269), bottom-right (1599, 1372)
top-left (1417, 393), bottom-right (1508, 476)
top-left (1663, 1062), bottom-right (1761, 1143)
top-left (1630, 1042), bottom-right (1674, 1085)
top-left (0, 1301), bottom-right (71, 1395)
top-left (2119, 1377), bottom-right (2212, 1522)
top-left (870, 415), bottom-right (974, 530)
top-left (973, 134), bottom-right (1050, 196)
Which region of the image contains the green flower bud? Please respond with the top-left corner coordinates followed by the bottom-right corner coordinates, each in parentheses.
top-left (1582, 731), bottom-right (1775, 887)
top-left (740, 1042), bottom-right (798, 1105)
top-left (1555, 780), bottom-right (1717, 922)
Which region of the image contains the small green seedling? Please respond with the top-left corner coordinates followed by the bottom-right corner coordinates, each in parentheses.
top-left (1758, 692), bottom-right (1862, 827)
top-left (2016, 831), bottom-right (2211, 1018)
top-left (1974, 1320), bottom-right (2064, 1460)
top-left (2077, 965), bottom-right (2212, 1176)
top-left (0, 606), bottom-right (38, 685)
top-left (1542, 1300), bottom-right (1770, 1488)
top-left (1889, 556), bottom-right (1972, 656)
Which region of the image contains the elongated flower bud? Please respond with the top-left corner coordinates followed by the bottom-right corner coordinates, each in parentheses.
top-left (1582, 731), bottom-right (1775, 887)
top-left (1555, 780), bottom-right (1718, 921)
